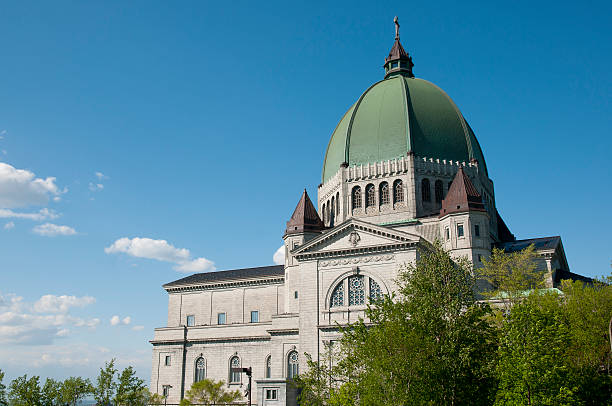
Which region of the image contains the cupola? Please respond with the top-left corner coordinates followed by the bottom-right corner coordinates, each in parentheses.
top-left (383, 17), bottom-right (414, 78)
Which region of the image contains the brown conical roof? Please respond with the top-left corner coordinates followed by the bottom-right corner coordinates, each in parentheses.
top-left (285, 189), bottom-right (325, 235)
top-left (439, 167), bottom-right (486, 217)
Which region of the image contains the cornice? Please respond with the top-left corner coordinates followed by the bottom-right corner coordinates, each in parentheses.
top-left (165, 277), bottom-right (284, 293)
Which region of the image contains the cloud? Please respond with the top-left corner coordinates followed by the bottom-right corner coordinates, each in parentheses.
top-left (33, 223), bottom-right (77, 236)
top-left (273, 245), bottom-right (285, 265)
top-left (0, 293), bottom-right (98, 345)
top-left (110, 316), bottom-right (131, 326)
top-left (33, 295), bottom-right (95, 313)
top-left (4, 221), bottom-right (14, 230)
top-left (95, 172), bottom-right (108, 180)
top-left (0, 208), bottom-right (58, 221)
top-left (110, 315), bottom-right (120, 326)
top-left (105, 237), bottom-right (215, 273)
top-left (88, 182), bottom-right (104, 192)
top-left (0, 162), bottom-right (66, 208)
top-left (132, 325), bottom-right (144, 331)
top-left (122, 316), bottom-right (131, 325)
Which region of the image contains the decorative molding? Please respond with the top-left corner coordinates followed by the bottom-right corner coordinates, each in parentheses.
top-left (165, 277), bottom-right (284, 293)
top-left (348, 231), bottom-right (361, 246)
top-left (320, 254), bottom-right (394, 267)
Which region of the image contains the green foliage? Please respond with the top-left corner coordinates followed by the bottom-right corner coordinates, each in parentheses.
top-left (40, 378), bottom-right (62, 406)
top-left (183, 378), bottom-right (242, 405)
top-left (8, 375), bottom-right (42, 406)
top-left (93, 358), bottom-right (117, 406)
top-left (114, 366), bottom-right (146, 406)
top-left (0, 370), bottom-right (8, 406)
top-left (60, 376), bottom-right (93, 406)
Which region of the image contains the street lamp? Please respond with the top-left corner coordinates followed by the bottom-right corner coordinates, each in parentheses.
top-left (163, 385), bottom-right (172, 406)
top-left (230, 366), bottom-right (252, 406)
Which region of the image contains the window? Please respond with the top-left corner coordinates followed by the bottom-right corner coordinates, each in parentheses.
top-left (164, 355), bottom-right (171, 366)
top-left (162, 385), bottom-right (170, 397)
top-left (265, 389), bottom-right (278, 400)
top-left (321, 203), bottom-right (326, 223)
top-left (195, 357), bottom-right (205, 382)
top-left (393, 179), bottom-right (404, 203)
top-left (352, 186), bottom-right (362, 209)
top-left (217, 313), bottom-right (226, 325)
top-left (445, 227), bottom-right (450, 241)
top-left (477, 254), bottom-right (482, 263)
top-left (365, 184), bottom-right (375, 207)
top-left (336, 192), bottom-right (340, 217)
top-left (421, 178), bottom-right (431, 202)
top-left (287, 351), bottom-right (299, 379)
top-left (391, 61), bottom-right (398, 69)
top-left (294, 291), bottom-right (298, 299)
top-left (457, 224), bottom-right (464, 238)
top-left (348, 275), bottom-right (365, 306)
top-left (474, 224), bottom-right (480, 237)
top-left (369, 278), bottom-right (382, 301)
top-left (250, 311), bottom-right (259, 323)
top-left (435, 180), bottom-right (443, 203)
top-left (265, 356), bottom-right (272, 378)
top-left (186, 315), bottom-right (195, 327)
top-left (230, 356), bottom-right (241, 383)
top-left (330, 282), bottom-right (344, 307)
top-left (379, 182), bottom-right (390, 205)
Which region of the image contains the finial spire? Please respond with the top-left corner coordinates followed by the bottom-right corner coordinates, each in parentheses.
top-left (394, 16), bottom-right (400, 40)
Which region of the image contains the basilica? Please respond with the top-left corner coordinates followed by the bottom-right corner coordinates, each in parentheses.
top-left (150, 21), bottom-right (579, 405)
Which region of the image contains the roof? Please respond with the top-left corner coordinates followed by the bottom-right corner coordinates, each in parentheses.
top-left (321, 75), bottom-right (488, 183)
top-left (439, 167), bottom-right (486, 217)
top-left (163, 265), bottom-right (284, 290)
top-left (285, 189), bottom-right (324, 235)
top-left (496, 236), bottom-right (561, 253)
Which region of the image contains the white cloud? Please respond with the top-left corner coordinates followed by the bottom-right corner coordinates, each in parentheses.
top-left (132, 325), bottom-right (144, 331)
top-left (273, 245), bottom-right (285, 265)
top-left (33, 295), bottom-right (95, 313)
top-left (0, 162), bottom-right (66, 208)
top-left (95, 172), bottom-right (108, 180)
top-left (88, 182), bottom-right (104, 192)
top-left (0, 208), bottom-right (58, 221)
top-left (105, 237), bottom-right (215, 273)
top-left (33, 223), bottom-right (77, 236)
top-left (4, 221), bottom-right (14, 230)
top-left (110, 315), bottom-right (120, 326)
top-left (122, 316), bottom-right (131, 325)
top-left (56, 328), bottom-right (70, 337)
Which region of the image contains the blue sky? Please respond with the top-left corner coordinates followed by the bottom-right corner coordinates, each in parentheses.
top-left (1, 0), bottom-right (611, 383)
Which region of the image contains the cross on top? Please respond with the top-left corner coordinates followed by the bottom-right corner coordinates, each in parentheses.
top-left (394, 16), bottom-right (400, 40)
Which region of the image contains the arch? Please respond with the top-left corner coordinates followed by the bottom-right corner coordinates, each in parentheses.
top-left (194, 357), bottom-right (206, 383)
top-left (321, 203), bottom-right (326, 224)
top-left (379, 182), bottom-right (390, 205)
top-left (326, 202), bottom-right (330, 226)
top-left (287, 351), bottom-right (299, 379)
top-left (325, 270), bottom-right (390, 309)
top-left (435, 180), bottom-right (443, 203)
top-left (330, 282), bottom-right (344, 307)
top-left (366, 184), bottom-right (375, 207)
top-left (421, 178), bottom-right (431, 202)
top-left (330, 196), bottom-right (335, 227)
top-left (393, 179), bottom-right (404, 203)
top-left (336, 192), bottom-right (340, 219)
top-left (369, 278), bottom-right (382, 301)
top-left (265, 355), bottom-right (272, 378)
top-left (352, 186), bottom-right (362, 209)
top-left (229, 356), bottom-right (241, 383)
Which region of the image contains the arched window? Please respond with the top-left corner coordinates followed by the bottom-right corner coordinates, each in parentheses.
top-left (321, 203), bottom-right (326, 224)
top-left (287, 351), bottom-right (299, 379)
top-left (229, 356), bottom-right (241, 383)
top-left (265, 355), bottom-right (271, 378)
top-left (435, 180), bottom-right (443, 203)
top-left (352, 186), bottom-right (362, 209)
top-left (348, 275), bottom-right (365, 306)
top-left (336, 192), bottom-right (340, 219)
top-left (369, 279), bottom-right (382, 301)
top-left (194, 357), bottom-right (206, 383)
top-left (366, 184), bottom-right (375, 207)
top-left (326, 203), bottom-right (330, 225)
top-left (393, 180), bottom-right (404, 203)
top-left (330, 196), bottom-right (335, 227)
top-left (379, 182), bottom-right (390, 205)
top-left (330, 282), bottom-right (344, 307)
top-left (421, 178), bottom-right (431, 202)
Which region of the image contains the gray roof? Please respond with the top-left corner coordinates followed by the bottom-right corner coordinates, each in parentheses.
top-left (496, 236), bottom-right (561, 253)
top-left (163, 265), bottom-right (284, 290)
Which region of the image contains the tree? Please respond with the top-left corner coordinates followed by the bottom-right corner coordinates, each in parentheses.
top-left (8, 375), bottom-right (42, 406)
top-left (182, 379), bottom-right (242, 405)
top-left (0, 370), bottom-right (8, 406)
top-left (114, 366), bottom-right (146, 406)
top-left (60, 377), bottom-right (93, 406)
top-left (40, 378), bottom-right (62, 406)
top-left (93, 359), bottom-right (117, 406)
top-left (296, 242), bottom-right (497, 405)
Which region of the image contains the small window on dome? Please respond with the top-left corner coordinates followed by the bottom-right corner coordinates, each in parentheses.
top-left (391, 61), bottom-right (398, 69)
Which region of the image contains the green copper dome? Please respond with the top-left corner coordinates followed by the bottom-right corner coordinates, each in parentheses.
top-left (322, 74), bottom-right (488, 183)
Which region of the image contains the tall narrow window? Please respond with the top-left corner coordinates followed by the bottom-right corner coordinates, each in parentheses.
top-left (330, 196), bottom-right (335, 227)
top-left (421, 178), bottom-right (431, 202)
top-left (217, 313), bottom-right (226, 325)
top-left (366, 184), bottom-right (375, 207)
top-left (330, 282), bottom-right (344, 307)
top-left (348, 275), bottom-right (365, 306)
top-left (379, 182), bottom-right (390, 205)
top-left (352, 186), bottom-right (362, 209)
top-left (287, 351), bottom-right (299, 379)
top-left (194, 357), bottom-right (206, 382)
top-left (186, 315), bottom-right (195, 326)
top-left (326, 203), bottom-right (330, 225)
top-left (162, 386), bottom-right (170, 397)
top-left (165, 355), bottom-right (171, 366)
top-left (393, 180), bottom-right (404, 203)
top-left (265, 356), bottom-right (272, 378)
top-left (230, 356), bottom-right (241, 383)
top-left (435, 180), bottom-right (443, 203)
top-left (369, 278), bottom-right (382, 301)
top-left (474, 224), bottom-right (480, 237)
top-left (336, 192), bottom-right (340, 218)
top-left (457, 224), bottom-right (465, 238)
top-left (321, 203), bottom-right (326, 224)
top-left (250, 311), bottom-right (259, 323)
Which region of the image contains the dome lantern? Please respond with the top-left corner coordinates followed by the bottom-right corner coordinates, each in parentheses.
top-left (383, 17), bottom-right (414, 79)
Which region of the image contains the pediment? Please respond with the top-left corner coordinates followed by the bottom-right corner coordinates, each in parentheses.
top-left (293, 218), bottom-right (421, 259)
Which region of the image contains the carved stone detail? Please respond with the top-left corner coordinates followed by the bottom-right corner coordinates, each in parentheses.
top-left (320, 254), bottom-right (394, 267)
